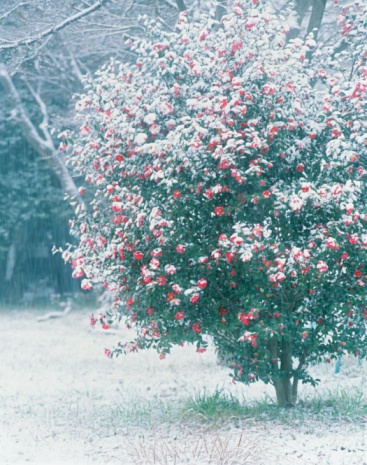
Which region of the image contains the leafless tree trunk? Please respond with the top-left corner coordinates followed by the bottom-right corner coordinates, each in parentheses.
top-left (0, 65), bottom-right (81, 202)
top-left (307, 0), bottom-right (328, 39)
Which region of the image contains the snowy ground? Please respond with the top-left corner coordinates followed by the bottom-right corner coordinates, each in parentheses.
top-left (0, 309), bottom-right (366, 465)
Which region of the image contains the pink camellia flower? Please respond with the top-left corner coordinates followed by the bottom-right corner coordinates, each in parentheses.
top-left (105, 348), bottom-right (111, 357)
top-left (197, 278), bottom-right (207, 289)
top-left (196, 347), bottom-right (207, 353)
top-left (190, 293), bottom-right (200, 304)
top-left (340, 252), bottom-right (349, 260)
top-left (252, 224), bottom-right (263, 237)
top-left (78, 186), bottom-right (85, 195)
top-left (317, 260), bottom-right (328, 273)
top-left (165, 264), bottom-right (176, 275)
top-left (174, 311), bottom-right (185, 320)
top-left (173, 190), bottom-right (181, 198)
top-left (349, 233), bottom-right (359, 245)
top-left (90, 314), bottom-right (96, 326)
top-left (214, 206), bottom-right (225, 216)
top-left (157, 275), bottom-right (167, 286)
top-left (150, 258), bottom-right (160, 270)
top-left (102, 322), bottom-right (110, 330)
top-left (133, 251), bottom-right (144, 260)
top-left (172, 283), bottom-right (181, 294)
top-left (192, 322), bottom-right (202, 333)
top-left (176, 244), bottom-right (186, 253)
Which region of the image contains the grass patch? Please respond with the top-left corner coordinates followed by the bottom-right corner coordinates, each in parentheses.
top-left (181, 387), bottom-right (367, 426)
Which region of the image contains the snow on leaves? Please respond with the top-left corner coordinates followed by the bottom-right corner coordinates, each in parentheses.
top-left (61, 1), bottom-right (367, 387)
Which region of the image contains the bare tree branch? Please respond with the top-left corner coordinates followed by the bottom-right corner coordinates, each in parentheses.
top-left (0, 0), bottom-right (109, 51)
top-left (0, 2), bottom-right (29, 22)
top-left (0, 64), bottom-right (82, 202)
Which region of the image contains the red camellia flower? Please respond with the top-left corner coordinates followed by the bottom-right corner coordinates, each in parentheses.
top-left (214, 206), bottom-right (225, 216)
top-left (354, 270), bottom-right (363, 278)
top-left (296, 164), bottom-right (304, 172)
top-left (192, 322), bottom-right (202, 333)
top-left (173, 190), bottom-right (181, 198)
top-left (340, 252), bottom-right (349, 260)
top-left (176, 244), bottom-right (186, 253)
top-left (174, 311), bottom-right (185, 320)
top-left (196, 347), bottom-right (207, 353)
top-left (197, 278), bottom-right (207, 289)
top-left (133, 251), bottom-right (144, 260)
top-left (190, 293), bottom-right (200, 304)
top-left (157, 275), bottom-right (167, 286)
top-left (102, 322), bottom-right (110, 330)
top-left (105, 348), bottom-right (111, 357)
top-left (238, 312), bottom-right (251, 325)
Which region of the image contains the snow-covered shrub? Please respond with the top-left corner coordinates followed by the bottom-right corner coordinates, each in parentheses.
top-left (60, 0), bottom-right (367, 406)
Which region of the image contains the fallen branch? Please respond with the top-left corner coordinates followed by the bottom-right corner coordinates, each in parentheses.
top-left (37, 301), bottom-right (72, 322)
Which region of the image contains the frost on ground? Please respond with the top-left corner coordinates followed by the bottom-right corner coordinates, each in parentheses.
top-left (0, 310), bottom-right (366, 465)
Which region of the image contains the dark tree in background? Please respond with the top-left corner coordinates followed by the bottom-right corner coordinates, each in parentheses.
top-left (0, 0), bottom-right (347, 303)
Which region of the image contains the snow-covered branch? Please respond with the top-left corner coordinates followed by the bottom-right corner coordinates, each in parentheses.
top-left (0, 0), bottom-right (109, 51)
top-left (0, 64), bottom-right (82, 202)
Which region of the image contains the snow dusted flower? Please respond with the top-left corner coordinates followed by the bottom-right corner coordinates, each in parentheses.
top-left (240, 250), bottom-right (253, 263)
top-left (144, 113), bottom-right (156, 125)
top-left (150, 258), bottom-right (160, 270)
top-left (172, 283), bottom-right (182, 294)
top-left (317, 261), bottom-right (328, 273)
top-left (135, 133), bottom-right (148, 145)
top-left (165, 264), bottom-right (176, 275)
top-left (197, 278), bottom-right (207, 289)
top-left (326, 237), bottom-right (339, 250)
top-left (274, 272), bottom-right (286, 282)
top-left (289, 196), bottom-right (304, 212)
top-left (81, 279), bottom-right (92, 290)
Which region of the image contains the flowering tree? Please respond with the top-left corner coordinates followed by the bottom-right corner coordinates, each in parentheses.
top-left (61, 1), bottom-right (367, 406)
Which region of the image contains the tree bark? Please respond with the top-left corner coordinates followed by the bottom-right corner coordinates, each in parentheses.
top-left (174, 0), bottom-right (187, 12)
top-left (215, 0), bottom-right (227, 23)
top-left (0, 65), bottom-right (82, 203)
top-left (270, 337), bottom-right (294, 407)
top-left (307, 0), bottom-right (327, 39)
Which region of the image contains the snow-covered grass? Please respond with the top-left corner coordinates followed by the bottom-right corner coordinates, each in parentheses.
top-left (0, 308), bottom-right (366, 464)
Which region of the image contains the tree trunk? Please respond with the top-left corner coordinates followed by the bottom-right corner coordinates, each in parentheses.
top-left (270, 337), bottom-right (295, 407)
top-left (307, 0), bottom-right (327, 39)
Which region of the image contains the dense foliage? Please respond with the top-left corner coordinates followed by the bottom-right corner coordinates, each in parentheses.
top-left (61, 1), bottom-right (367, 405)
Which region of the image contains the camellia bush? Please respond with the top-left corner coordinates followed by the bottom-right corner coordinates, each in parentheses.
top-left (60, 1), bottom-right (367, 406)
